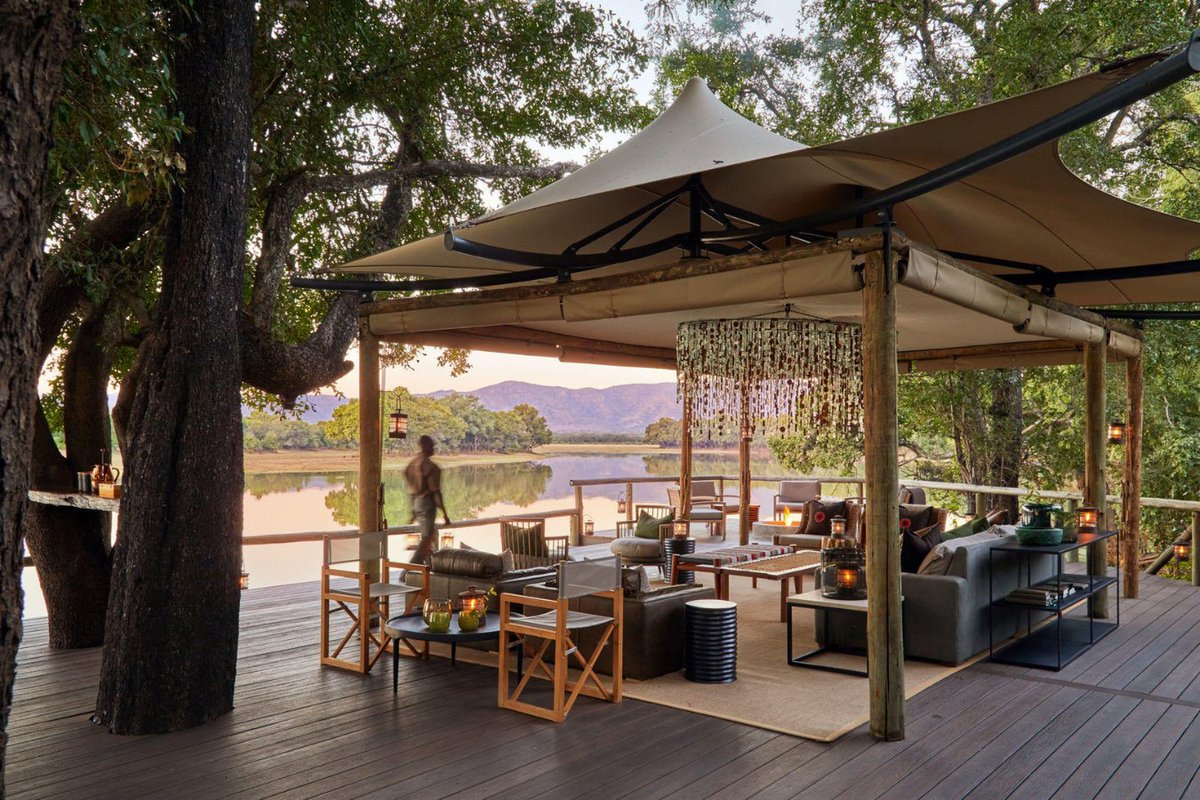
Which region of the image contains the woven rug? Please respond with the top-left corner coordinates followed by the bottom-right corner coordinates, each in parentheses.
top-left (412, 576), bottom-right (977, 742)
top-left (621, 576), bottom-right (979, 742)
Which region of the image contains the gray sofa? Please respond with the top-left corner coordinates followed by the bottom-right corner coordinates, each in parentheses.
top-left (815, 530), bottom-right (1055, 664)
top-left (403, 548), bottom-right (555, 609)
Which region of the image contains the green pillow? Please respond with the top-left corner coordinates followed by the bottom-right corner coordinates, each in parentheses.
top-left (634, 509), bottom-right (672, 539)
top-left (941, 516), bottom-right (986, 541)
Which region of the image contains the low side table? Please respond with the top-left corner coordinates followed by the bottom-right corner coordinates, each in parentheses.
top-left (384, 612), bottom-right (523, 694)
top-left (685, 599), bottom-right (737, 683)
top-left (785, 590), bottom-right (878, 678)
top-left (662, 536), bottom-right (696, 583)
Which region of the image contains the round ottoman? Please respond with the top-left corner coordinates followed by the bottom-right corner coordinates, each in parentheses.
top-left (610, 536), bottom-right (664, 569)
top-left (685, 599), bottom-right (737, 683)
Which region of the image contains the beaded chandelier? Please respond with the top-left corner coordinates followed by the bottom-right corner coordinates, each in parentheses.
top-left (676, 315), bottom-right (863, 438)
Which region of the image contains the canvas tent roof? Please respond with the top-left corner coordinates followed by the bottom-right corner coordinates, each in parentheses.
top-left (332, 66), bottom-right (1200, 308)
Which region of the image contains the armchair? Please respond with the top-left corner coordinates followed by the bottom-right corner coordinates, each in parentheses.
top-left (666, 487), bottom-right (726, 539)
top-left (500, 517), bottom-right (570, 569)
top-left (610, 504), bottom-right (673, 573)
top-left (773, 480), bottom-right (821, 521)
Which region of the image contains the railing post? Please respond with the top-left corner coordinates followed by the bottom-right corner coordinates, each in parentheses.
top-left (1084, 339), bottom-right (1109, 618)
top-left (1192, 512), bottom-right (1200, 588)
top-left (574, 484), bottom-right (584, 545)
top-left (625, 482), bottom-right (634, 522)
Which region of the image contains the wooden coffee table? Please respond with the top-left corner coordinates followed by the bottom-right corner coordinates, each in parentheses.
top-left (717, 551), bottom-right (822, 622)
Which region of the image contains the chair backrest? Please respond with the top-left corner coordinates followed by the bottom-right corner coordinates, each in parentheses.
top-left (666, 487), bottom-right (682, 513)
top-left (690, 480), bottom-right (718, 499)
top-left (501, 517), bottom-right (566, 569)
top-left (779, 480), bottom-right (820, 502)
top-left (557, 556), bottom-right (621, 600)
top-left (634, 504), bottom-right (672, 521)
top-left (898, 485), bottom-right (927, 504)
top-left (324, 532), bottom-right (386, 566)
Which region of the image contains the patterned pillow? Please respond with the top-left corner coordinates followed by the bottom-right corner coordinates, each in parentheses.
top-left (803, 499), bottom-right (849, 537)
top-left (899, 504), bottom-right (939, 533)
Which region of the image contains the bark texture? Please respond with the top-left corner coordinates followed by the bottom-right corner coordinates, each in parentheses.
top-left (0, 0), bottom-right (77, 783)
top-left (94, 0), bottom-right (253, 734)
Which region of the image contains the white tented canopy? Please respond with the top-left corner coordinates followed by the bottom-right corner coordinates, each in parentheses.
top-left (333, 64), bottom-right (1200, 308)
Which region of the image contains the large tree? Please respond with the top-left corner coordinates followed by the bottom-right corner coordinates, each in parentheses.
top-left (30, 0), bottom-right (646, 650)
top-left (0, 0), bottom-right (79, 780)
top-left (91, 0), bottom-right (255, 734)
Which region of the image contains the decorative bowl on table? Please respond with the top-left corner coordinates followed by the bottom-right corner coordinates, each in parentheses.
top-left (1014, 526), bottom-right (1064, 546)
top-left (422, 598), bottom-right (453, 633)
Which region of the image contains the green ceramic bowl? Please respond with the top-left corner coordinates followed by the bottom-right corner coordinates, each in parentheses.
top-left (1014, 526), bottom-right (1064, 546)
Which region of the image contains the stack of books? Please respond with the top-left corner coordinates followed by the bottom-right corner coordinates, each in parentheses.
top-left (1005, 583), bottom-right (1078, 607)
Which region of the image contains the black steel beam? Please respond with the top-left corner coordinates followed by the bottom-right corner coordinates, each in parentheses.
top-left (1006, 258), bottom-right (1200, 286)
top-left (1087, 309), bottom-right (1200, 321)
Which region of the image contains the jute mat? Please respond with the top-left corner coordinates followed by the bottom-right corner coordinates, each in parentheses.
top-left (409, 576), bottom-right (977, 742)
top-left (621, 576), bottom-right (979, 742)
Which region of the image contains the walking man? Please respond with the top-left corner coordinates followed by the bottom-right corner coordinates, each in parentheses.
top-left (405, 435), bottom-right (451, 564)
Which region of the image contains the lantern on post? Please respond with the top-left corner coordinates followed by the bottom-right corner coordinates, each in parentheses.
top-left (439, 532), bottom-right (455, 550)
top-left (1077, 506), bottom-right (1099, 534)
top-left (583, 515), bottom-right (595, 537)
top-left (238, 564), bottom-right (250, 591)
top-left (1175, 541), bottom-right (1191, 561)
top-left (1107, 420), bottom-right (1127, 446)
top-left (617, 492), bottom-right (627, 515)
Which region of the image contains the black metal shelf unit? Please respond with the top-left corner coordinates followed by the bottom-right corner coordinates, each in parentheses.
top-left (988, 530), bottom-right (1120, 671)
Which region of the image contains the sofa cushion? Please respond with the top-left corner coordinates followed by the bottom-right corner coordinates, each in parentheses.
top-left (803, 499), bottom-right (849, 536)
top-left (901, 524), bottom-right (941, 573)
top-left (621, 566), bottom-right (652, 596)
top-left (940, 515), bottom-right (990, 541)
top-left (635, 509), bottom-right (672, 539)
top-left (919, 529), bottom-right (1004, 576)
top-left (899, 504), bottom-right (940, 533)
top-left (429, 548), bottom-right (504, 579)
top-left (610, 537), bottom-right (662, 560)
top-left (779, 480), bottom-right (820, 503)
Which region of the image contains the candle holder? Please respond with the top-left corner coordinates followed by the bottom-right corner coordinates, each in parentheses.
top-left (819, 542), bottom-right (866, 600)
top-left (673, 519), bottom-right (690, 539)
top-left (439, 532), bottom-right (455, 550)
top-left (583, 515), bottom-right (595, 537)
top-left (1175, 542), bottom-right (1191, 561)
top-left (1076, 507), bottom-right (1099, 534)
top-left (1107, 420), bottom-right (1126, 446)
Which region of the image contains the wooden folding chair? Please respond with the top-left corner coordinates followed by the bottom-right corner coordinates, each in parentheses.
top-left (320, 532), bottom-right (429, 673)
top-left (497, 556), bottom-right (623, 723)
top-left (500, 517), bottom-right (570, 569)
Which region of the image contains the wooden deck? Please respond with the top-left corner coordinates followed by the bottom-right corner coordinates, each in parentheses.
top-left (9, 573), bottom-right (1200, 799)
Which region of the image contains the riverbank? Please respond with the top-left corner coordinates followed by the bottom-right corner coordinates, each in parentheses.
top-left (243, 449), bottom-right (553, 474)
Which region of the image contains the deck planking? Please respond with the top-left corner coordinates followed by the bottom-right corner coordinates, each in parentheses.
top-left (9, 572), bottom-right (1200, 799)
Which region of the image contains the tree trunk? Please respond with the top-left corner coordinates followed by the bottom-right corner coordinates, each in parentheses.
top-left (987, 369), bottom-right (1023, 519)
top-left (94, 0), bottom-right (253, 735)
top-left (0, 0), bottom-right (78, 784)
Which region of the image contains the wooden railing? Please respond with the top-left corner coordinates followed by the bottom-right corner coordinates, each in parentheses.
top-left (240, 507), bottom-right (579, 546)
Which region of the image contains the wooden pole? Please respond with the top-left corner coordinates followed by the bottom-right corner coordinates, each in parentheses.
top-left (359, 322), bottom-right (383, 580)
top-left (863, 249), bottom-right (904, 741)
top-left (625, 482), bottom-right (634, 522)
top-left (680, 384), bottom-right (693, 520)
top-left (573, 484), bottom-right (584, 544)
top-left (1192, 512), bottom-right (1200, 587)
top-left (738, 387), bottom-right (751, 545)
top-left (1084, 339), bottom-right (1109, 617)
top-left (1121, 355), bottom-right (1143, 599)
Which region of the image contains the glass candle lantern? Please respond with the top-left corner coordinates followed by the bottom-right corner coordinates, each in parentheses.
top-left (583, 515), bottom-right (595, 537)
top-left (388, 409), bottom-right (408, 440)
top-left (1077, 507), bottom-right (1099, 534)
top-left (405, 532), bottom-right (421, 548)
top-left (831, 515), bottom-right (846, 537)
top-left (836, 566), bottom-right (858, 590)
top-left (238, 568), bottom-right (249, 591)
top-left (1107, 420), bottom-right (1126, 446)
top-left (673, 519), bottom-right (690, 539)
top-left (617, 492), bottom-right (627, 515)
top-left (439, 532), bottom-right (455, 550)
top-left (1175, 542), bottom-right (1191, 561)
top-left (457, 585), bottom-right (489, 631)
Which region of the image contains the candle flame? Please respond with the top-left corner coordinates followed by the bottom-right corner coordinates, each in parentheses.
top-left (783, 507), bottom-right (792, 526)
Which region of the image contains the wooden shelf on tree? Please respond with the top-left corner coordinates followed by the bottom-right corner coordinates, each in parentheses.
top-left (28, 490), bottom-right (120, 513)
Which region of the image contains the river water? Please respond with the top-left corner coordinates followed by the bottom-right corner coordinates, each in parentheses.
top-left (22, 451), bottom-right (806, 619)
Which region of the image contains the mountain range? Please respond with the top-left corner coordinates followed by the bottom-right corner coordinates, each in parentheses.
top-left (427, 381), bottom-right (679, 434)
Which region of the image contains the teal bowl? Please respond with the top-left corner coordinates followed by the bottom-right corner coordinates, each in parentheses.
top-left (1014, 526), bottom-right (1064, 546)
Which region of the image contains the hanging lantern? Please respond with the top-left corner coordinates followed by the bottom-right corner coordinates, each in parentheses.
top-left (1107, 421), bottom-right (1126, 446)
top-left (439, 532), bottom-right (455, 550)
top-left (583, 515), bottom-right (595, 537)
top-left (388, 403), bottom-right (409, 440)
top-left (1175, 541), bottom-right (1191, 561)
top-left (617, 492), bottom-right (627, 515)
top-left (676, 316), bottom-right (863, 439)
top-left (1077, 507), bottom-right (1099, 534)
top-left (238, 565), bottom-right (250, 591)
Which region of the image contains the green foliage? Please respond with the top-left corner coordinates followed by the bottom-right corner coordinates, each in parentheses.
top-left (767, 429), bottom-right (861, 476)
top-left (643, 416), bottom-right (681, 446)
top-left (318, 390), bottom-right (553, 454)
top-left (242, 411), bottom-right (328, 452)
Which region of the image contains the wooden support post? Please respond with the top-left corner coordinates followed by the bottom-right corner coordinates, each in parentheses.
top-left (1084, 339), bottom-right (1109, 617)
top-left (738, 387), bottom-right (751, 545)
top-left (973, 492), bottom-right (986, 517)
top-left (625, 482), bottom-right (634, 522)
top-left (680, 384), bottom-right (693, 518)
top-left (574, 485), bottom-right (584, 545)
top-left (1192, 512), bottom-right (1200, 587)
top-left (863, 250), bottom-right (904, 741)
top-left (359, 322), bottom-right (383, 580)
top-left (1121, 355), bottom-right (1143, 599)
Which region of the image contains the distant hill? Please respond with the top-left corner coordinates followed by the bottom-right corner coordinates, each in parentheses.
top-left (427, 381), bottom-right (679, 434)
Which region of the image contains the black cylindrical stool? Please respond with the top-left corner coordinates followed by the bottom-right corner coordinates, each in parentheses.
top-left (685, 599), bottom-right (737, 683)
top-left (662, 536), bottom-right (696, 584)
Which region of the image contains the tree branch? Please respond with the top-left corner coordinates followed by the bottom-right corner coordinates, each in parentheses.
top-left (302, 159), bottom-right (578, 196)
